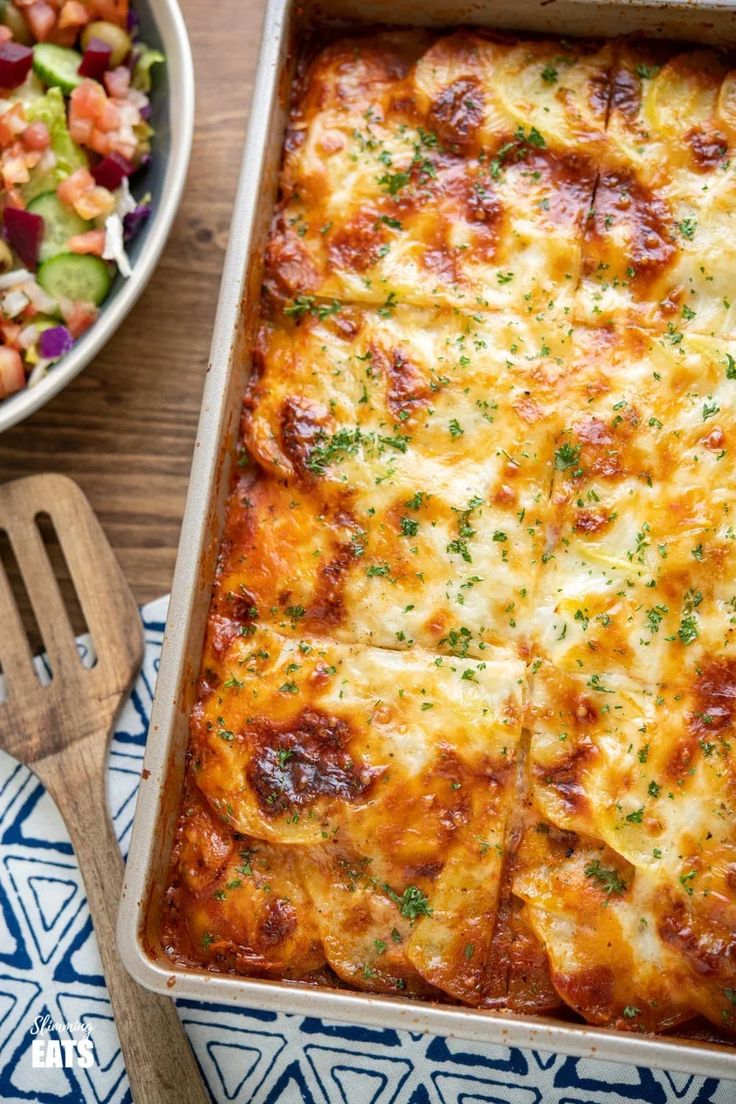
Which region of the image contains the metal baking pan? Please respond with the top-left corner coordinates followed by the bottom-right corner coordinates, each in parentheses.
top-left (118, 0), bottom-right (736, 1078)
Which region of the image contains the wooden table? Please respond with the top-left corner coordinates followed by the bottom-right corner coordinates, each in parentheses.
top-left (0, 0), bottom-right (265, 634)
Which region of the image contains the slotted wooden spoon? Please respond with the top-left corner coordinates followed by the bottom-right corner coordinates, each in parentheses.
top-left (0, 473), bottom-right (210, 1104)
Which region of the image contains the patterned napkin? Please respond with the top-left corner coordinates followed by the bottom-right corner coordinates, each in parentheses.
top-left (0, 596), bottom-right (734, 1103)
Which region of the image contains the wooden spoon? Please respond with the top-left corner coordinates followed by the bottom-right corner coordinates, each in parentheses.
top-left (0, 473), bottom-right (210, 1104)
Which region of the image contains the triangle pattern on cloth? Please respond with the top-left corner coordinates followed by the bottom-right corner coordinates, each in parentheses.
top-left (56, 993), bottom-right (121, 1075)
top-left (4, 857), bottom-right (84, 965)
top-left (185, 1022), bottom-right (287, 1103)
top-left (426, 1037), bottom-right (525, 1078)
top-left (207, 1042), bottom-right (262, 1101)
top-left (433, 1071), bottom-right (540, 1104)
top-left (0, 1003), bottom-right (81, 1103)
top-left (530, 1050), bottom-right (558, 1072)
top-left (0, 885), bottom-right (31, 969)
top-left (555, 1055), bottom-right (666, 1100)
top-left (52, 917), bottom-right (104, 987)
top-left (306, 1044), bottom-right (412, 1104)
top-left (0, 754), bottom-right (31, 824)
top-left (55, 996), bottom-right (126, 1104)
top-left (29, 877), bottom-right (77, 933)
top-left (1, 783), bottom-right (72, 856)
top-left (262, 1060), bottom-right (317, 1104)
top-left (662, 1071), bottom-right (697, 1100)
top-left (332, 1065), bottom-right (388, 1104)
top-left (0, 975), bottom-right (39, 1051)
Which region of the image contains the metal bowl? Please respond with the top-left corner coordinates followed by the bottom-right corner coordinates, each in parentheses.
top-left (0, 0), bottom-right (194, 433)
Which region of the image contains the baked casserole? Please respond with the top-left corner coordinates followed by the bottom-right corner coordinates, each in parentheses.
top-left (160, 29), bottom-right (736, 1038)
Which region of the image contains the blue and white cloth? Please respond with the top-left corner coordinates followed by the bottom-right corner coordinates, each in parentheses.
top-left (0, 596), bottom-right (735, 1103)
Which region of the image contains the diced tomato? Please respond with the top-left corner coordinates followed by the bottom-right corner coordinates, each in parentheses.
top-left (70, 77), bottom-right (107, 121)
top-left (64, 301), bottom-right (98, 338)
top-left (69, 227), bottom-right (105, 255)
top-left (22, 121), bottom-right (50, 151)
top-left (0, 346), bottom-right (25, 398)
top-left (0, 104), bottom-right (27, 148)
top-left (0, 320), bottom-right (21, 347)
top-left (25, 2), bottom-right (57, 42)
top-left (58, 165), bottom-right (94, 204)
top-left (104, 65), bottom-right (129, 99)
top-left (2, 146), bottom-right (30, 186)
top-left (58, 166), bottom-right (114, 219)
top-left (69, 76), bottom-right (138, 158)
top-left (89, 0), bottom-right (128, 28)
top-left (58, 0), bottom-right (89, 29)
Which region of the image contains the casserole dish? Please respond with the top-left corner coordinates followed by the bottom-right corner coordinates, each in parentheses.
top-left (119, 0), bottom-right (736, 1077)
top-left (0, 0), bottom-right (194, 433)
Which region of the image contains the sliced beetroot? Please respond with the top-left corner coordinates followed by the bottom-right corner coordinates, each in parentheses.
top-left (0, 42), bottom-right (33, 89)
top-left (91, 152), bottom-right (133, 191)
top-left (78, 37), bottom-right (113, 81)
top-left (4, 207), bottom-right (44, 269)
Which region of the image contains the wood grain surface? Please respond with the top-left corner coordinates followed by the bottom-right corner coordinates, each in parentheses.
top-left (0, 0), bottom-right (266, 637)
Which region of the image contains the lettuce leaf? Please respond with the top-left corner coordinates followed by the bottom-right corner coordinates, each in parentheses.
top-left (132, 46), bottom-right (164, 93)
top-left (23, 87), bottom-right (87, 201)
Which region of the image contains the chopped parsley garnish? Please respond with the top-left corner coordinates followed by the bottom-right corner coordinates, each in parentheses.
top-left (378, 170), bottom-right (410, 195)
top-left (679, 870), bottom-right (697, 895)
top-left (584, 859), bottom-right (627, 896)
top-left (541, 64), bottom-right (558, 84)
top-left (305, 427), bottom-right (363, 475)
top-left (677, 218), bottom-right (697, 241)
top-left (678, 615), bottom-right (699, 645)
top-left (382, 882), bottom-right (433, 920)
top-left (378, 291), bottom-right (399, 318)
top-left (517, 124), bottom-right (546, 148)
top-left (284, 295), bottom-right (341, 321)
top-left (646, 604), bottom-right (668, 634)
top-left (406, 490), bottom-right (428, 510)
top-left (635, 62), bottom-right (660, 79)
top-left (554, 442), bottom-right (582, 471)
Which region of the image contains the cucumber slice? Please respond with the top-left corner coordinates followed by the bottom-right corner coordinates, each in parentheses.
top-left (32, 44), bottom-right (83, 94)
top-left (37, 254), bottom-right (111, 306)
top-left (27, 191), bottom-right (91, 263)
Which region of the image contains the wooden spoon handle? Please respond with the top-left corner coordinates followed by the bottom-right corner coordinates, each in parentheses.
top-left (35, 733), bottom-right (211, 1104)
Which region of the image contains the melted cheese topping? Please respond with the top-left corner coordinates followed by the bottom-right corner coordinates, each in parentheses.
top-left (161, 28), bottom-right (736, 1037)
top-left (520, 662), bottom-right (736, 1029)
top-left (534, 325), bottom-right (736, 683)
top-left (578, 43), bottom-right (736, 336)
top-left (223, 305), bottom-right (569, 654)
top-left (178, 622), bottom-right (526, 1001)
top-left (270, 31), bottom-right (610, 319)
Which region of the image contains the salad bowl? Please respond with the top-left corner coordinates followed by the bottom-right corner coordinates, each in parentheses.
top-left (0, 0), bottom-right (194, 433)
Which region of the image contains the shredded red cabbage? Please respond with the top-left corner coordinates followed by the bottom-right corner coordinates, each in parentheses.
top-left (123, 203), bottom-right (152, 242)
top-left (39, 326), bottom-right (74, 360)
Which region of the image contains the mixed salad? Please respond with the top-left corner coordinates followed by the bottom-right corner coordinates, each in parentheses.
top-left (0, 0), bottom-right (162, 401)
